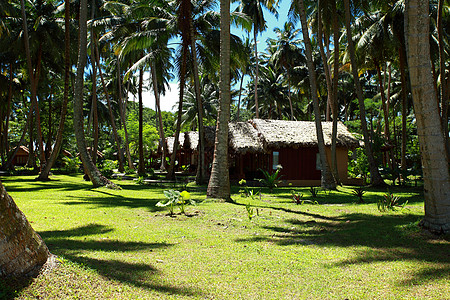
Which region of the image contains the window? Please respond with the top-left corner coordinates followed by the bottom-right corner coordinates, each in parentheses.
top-left (316, 153), bottom-right (322, 171)
top-left (272, 151), bottom-right (279, 170)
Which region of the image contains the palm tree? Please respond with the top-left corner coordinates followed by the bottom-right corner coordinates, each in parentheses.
top-left (0, 180), bottom-right (49, 277)
top-left (207, 0), bottom-right (231, 200)
top-left (73, 0), bottom-right (115, 187)
top-left (37, 0), bottom-right (72, 181)
top-left (234, 0), bottom-right (278, 118)
top-left (343, 0), bottom-right (385, 187)
top-left (269, 21), bottom-right (303, 120)
top-left (297, 0), bottom-right (336, 190)
top-left (405, 0), bottom-right (450, 234)
top-left (20, 0), bottom-right (46, 169)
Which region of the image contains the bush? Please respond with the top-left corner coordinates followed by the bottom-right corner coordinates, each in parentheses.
top-left (61, 157), bottom-right (81, 174)
top-left (101, 160), bottom-right (117, 179)
top-left (258, 168), bottom-right (282, 191)
top-left (377, 192), bottom-right (408, 212)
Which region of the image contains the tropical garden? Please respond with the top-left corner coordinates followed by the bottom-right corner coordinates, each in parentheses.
top-left (0, 0), bottom-right (449, 298)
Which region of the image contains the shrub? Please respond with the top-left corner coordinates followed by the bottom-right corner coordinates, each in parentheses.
top-left (351, 187), bottom-right (366, 203)
top-left (377, 192), bottom-right (408, 212)
top-left (61, 157), bottom-right (81, 174)
top-left (156, 190), bottom-right (195, 215)
top-left (258, 168), bottom-right (282, 191)
top-left (101, 160), bottom-right (117, 179)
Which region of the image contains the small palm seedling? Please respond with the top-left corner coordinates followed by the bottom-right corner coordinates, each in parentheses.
top-left (352, 187), bottom-right (366, 203)
top-left (310, 187), bottom-right (320, 198)
top-left (258, 168), bottom-right (282, 191)
top-left (377, 192), bottom-right (408, 212)
top-left (245, 202), bottom-right (256, 220)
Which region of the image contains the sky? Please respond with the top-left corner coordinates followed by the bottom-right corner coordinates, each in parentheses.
top-left (142, 0), bottom-right (293, 112)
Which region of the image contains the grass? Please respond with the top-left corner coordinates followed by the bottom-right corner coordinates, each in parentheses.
top-left (0, 175), bottom-right (449, 299)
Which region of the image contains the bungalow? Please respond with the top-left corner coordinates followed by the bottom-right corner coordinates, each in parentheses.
top-left (163, 119), bottom-right (362, 186)
top-left (228, 119), bottom-right (362, 186)
top-left (11, 146), bottom-right (30, 166)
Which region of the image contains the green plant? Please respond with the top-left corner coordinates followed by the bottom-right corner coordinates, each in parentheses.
top-left (258, 168), bottom-right (282, 191)
top-left (239, 179), bottom-right (259, 200)
top-left (62, 157), bottom-right (81, 174)
top-left (156, 190), bottom-right (195, 215)
top-left (377, 192), bottom-right (408, 212)
top-left (136, 176), bottom-right (145, 185)
top-left (292, 191), bottom-right (303, 204)
top-left (245, 202), bottom-right (256, 220)
top-left (310, 187), bottom-right (320, 198)
top-left (351, 187), bottom-right (366, 203)
top-left (124, 166), bottom-right (135, 175)
top-left (100, 160), bottom-right (117, 178)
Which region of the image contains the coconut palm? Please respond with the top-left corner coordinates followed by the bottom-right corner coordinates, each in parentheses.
top-left (233, 0), bottom-right (279, 118)
top-left (297, 0), bottom-right (336, 190)
top-left (207, 0), bottom-right (231, 200)
top-left (343, 0), bottom-right (385, 187)
top-left (0, 180), bottom-right (50, 277)
top-left (405, 0), bottom-right (450, 234)
top-left (73, 0), bottom-right (115, 187)
top-left (268, 21), bottom-right (303, 120)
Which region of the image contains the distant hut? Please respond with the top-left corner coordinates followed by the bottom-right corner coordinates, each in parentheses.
top-left (228, 119), bottom-right (362, 186)
top-left (12, 146), bottom-right (30, 166)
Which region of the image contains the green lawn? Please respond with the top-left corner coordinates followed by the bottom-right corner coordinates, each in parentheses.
top-left (1, 175), bottom-right (449, 299)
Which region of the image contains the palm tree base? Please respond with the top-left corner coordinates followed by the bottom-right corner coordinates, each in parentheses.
top-left (419, 218), bottom-right (450, 235)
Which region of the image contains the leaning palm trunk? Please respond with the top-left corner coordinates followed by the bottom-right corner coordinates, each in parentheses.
top-left (207, 0), bottom-right (231, 200)
top-left (343, 0), bottom-right (385, 187)
top-left (298, 0), bottom-right (336, 190)
top-left (73, 0), bottom-right (115, 188)
top-left (0, 180), bottom-right (50, 277)
top-left (405, 0), bottom-right (450, 234)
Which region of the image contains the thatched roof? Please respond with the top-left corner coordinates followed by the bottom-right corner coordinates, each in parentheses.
top-left (228, 122), bottom-right (265, 154)
top-left (250, 119), bottom-right (360, 149)
top-left (166, 134), bottom-right (185, 154)
top-left (183, 131), bottom-right (199, 151)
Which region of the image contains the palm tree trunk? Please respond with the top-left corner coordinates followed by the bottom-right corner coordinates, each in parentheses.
top-left (207, 0), bottom-right (231, 200)
top-left (237, 72), bottom-right (245, 120)
top-left (437, 0), bottom-right (449, 159)
top-left (376, 63), bottom-right (390, 143)
top-left (405, 0), bottom-right (450, 234)
top-left (117, 60), bottom-right (133, 169)
top-left (167, 45), bottom-right (188, 180)
top-left (37, 0), bottom-right (71, 181)
top-left (317, 1), bottom-right (333, 123)
top-left (73, 0), bottom-right (115, 188)
top-left (254, 28), bottom-right (259, 118)
top-left (20, 0), bottom-right (46, 170)
top-left (331, 0), bottom-right (340, 185)
top-left (150, 63), bottom-right (167, 171)
top-left (398, 47), bottom-right (408, 173)
top-left (138, 67), bottom-right (145, 175)
top-left (94, 44), bottom-right (125, 173)
top-left (298, 0), bottom-right (335, 190)
top-left (343, 0), bottom-right (385, 187)
top-left (189, 16), bottom-right (206, 185)
top-left (0, 180), bottom-right (50, 277)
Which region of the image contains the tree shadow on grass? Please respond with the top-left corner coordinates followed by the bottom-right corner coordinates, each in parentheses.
top-left (36, 224), bottom-right (202, 297)
top-left (236, 209), bottom-right (449, 286)
top-left (60, 189), bottom-right (165, 212)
